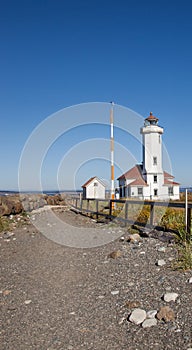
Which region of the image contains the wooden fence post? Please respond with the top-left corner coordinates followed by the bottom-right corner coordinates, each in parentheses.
top-left (109, 200), bottom-right (112, 219)
top-left (80, 198), bottom-right (83, 212)
top-left (87, 199), bottom-right (89, 216)
top-left (187, 207), bottom-right (191, 242)
top-left (124, 201), bottom-right (129, 225)
top-left (150, 204), bottom-right (154, 227)
top-left (96, 199), bottom-right (99, 220)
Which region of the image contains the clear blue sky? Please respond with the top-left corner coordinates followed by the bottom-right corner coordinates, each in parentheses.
top-left (0, 0), bottom-right (192, 190)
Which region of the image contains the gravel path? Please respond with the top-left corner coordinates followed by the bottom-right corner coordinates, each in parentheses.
top-left (0, 207), bottom-right (192, 350)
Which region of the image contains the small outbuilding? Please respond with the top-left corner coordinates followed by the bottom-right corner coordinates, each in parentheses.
top-left (82, 176), bottom-right (106, 199)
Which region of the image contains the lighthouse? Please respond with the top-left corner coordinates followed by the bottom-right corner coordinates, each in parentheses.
top-left (140, 112), bottom-right (164, 199)
top-left (117, 112), bottom-right (180, 200)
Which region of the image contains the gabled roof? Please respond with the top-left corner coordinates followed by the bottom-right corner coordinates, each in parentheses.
top-left (82, 176), bottom-right (106, 188)
top-left (117, 165), bottom-right (148, 187)
top-left (164, 179), bottom-right (180, 185)
top-left (164, 171), bottom-right (174, 179)
top-left (130, 178), bottom-right (149, 186)
top-left (163, 171), bottom-right (180, 185)
top-left (118, 166), bottom-right (180, 187)
top-left (117, 164), bottom-right (143, 180)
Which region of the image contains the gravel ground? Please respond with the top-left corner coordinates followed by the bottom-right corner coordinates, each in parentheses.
top-left (0, 207), bottom-right (192, 350)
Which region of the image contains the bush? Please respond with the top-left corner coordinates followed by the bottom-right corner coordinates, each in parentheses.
top-left (160, 208), bottom-right (185, 231)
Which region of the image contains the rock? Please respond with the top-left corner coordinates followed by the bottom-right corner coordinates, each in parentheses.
top-left (146, 310), bottom-right (158, 319)
top-left (111, 290), bottom-right (119, 296)
top-left (3, 231), bottom-right (14, 239)
top-left (0, 196), bottom-right (23, 215)
top-left (125, 300), bottom-right (141, 309)
top-left (3, 289), bottom-right (11, 296)
top-left (188, 277), bottom-right (192, 283)
top-left (24, 299), bottom-right (32, 305)
top-left (108, 250), bottom-right (121, 259)
top-left (156, 306), bottom-right (175, 322)
top-left (127, 233), bottom-right (141, 243)
top-left (163, 292), bottom-right (178, 302)
top-left (138, 227), bottom-right (150, 237)
top-left (118, 316), bottom-right (126, 325)
top-left (142, 318), bottom-right (157, 328)
top-left (157, 246), bottom-right (166, 252)
top-left (157, 259), bottom-right (166, 266)
top-left (129, 308), bottom-right (147, 325)
top-left (168, 257), bottom-right (174, 261)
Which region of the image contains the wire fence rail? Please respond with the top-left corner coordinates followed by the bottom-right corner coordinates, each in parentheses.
top-left (68, 196), bottom-right (192, 238)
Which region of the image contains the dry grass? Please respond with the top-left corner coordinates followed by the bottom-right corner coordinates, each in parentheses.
top-left (0, 217), bottom-right (11, 232)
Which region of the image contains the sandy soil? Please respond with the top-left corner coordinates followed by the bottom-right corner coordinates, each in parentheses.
top-left (0, 207), bottom-right (192, 350)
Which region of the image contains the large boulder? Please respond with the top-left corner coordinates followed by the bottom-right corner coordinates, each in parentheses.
top-left (0, 193), bottom-right (66, 217)
top-left (0, 196), bottom-right (23, 216)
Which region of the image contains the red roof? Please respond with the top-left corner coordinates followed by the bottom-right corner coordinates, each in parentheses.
top-left (130, 178), bottom-right (149, 186)
top-left (163, 171), bottom-right (180, 185)
top-left (145, 112), bottom-right (159, 122)
top-left (82, 177), bottom-right (106, 188)
top-left (82, 177), bottom-right (96, 188)
top-left (118, 165), bottom-right (148, 187)
top-left (118, 166), bottom-right (179, 186)
top-left (118, 164), bottom-right (142, 180)
top-left (164, 171), bottom-right (174, 179)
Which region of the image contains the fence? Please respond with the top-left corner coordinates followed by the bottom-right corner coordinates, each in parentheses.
top-left (68, 197), bottom-right (192, 236)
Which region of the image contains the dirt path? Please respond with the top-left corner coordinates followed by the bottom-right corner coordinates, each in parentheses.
top-left (0, 208), bottom-right (192, 350)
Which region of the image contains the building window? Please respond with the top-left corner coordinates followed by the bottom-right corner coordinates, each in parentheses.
top-left (154, 189), bottom-right (158, 196)
top-left (94, 182), bottom-right (98, 186)
top-left (153, 157), bottom-right (157, 165)
top-left (154, 175), bottom-right (157, 183)
top-left (168, 187), bottom-right (174, 196)
top-left (138, 187), bottom-right (143, 196)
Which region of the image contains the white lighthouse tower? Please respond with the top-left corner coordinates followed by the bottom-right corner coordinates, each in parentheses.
top-left (140, 112), bottom-right (165, 199)
top-left (117, 112), bottom-right (180, 200)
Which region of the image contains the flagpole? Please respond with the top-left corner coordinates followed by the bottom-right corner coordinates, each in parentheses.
top-left (110, 102), bottom-right (115, 208)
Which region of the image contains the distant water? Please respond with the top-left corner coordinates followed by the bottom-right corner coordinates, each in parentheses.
top-left (180, 187), bottom-right (192, 192)
top-left (0, 191), bottom-right (19, 196)
top-left (0, 190), bottom-right (83, 196)
top-left (0, 188), bottom-right (192, 197)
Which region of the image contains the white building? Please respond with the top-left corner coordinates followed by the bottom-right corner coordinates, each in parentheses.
top-left (82, 176), bottom-right (106, 199)
top-left (118, 112), bottom-right (180, 200)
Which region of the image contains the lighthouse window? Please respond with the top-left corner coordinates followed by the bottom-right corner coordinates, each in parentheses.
top-left (154, 189), bottom-right (158, 196)
top-left (154, 175), bottom-right (157, 183)
top-left (94, 182), bottom-right (98, 186)
top-left (153, 157), bottom-right (157, 165)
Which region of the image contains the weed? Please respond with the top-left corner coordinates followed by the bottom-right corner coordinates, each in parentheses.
top-left (173, 227), bottom-right (192, 270)
top-left (160, 208), bottom-right (185, 231)
top-left (173, 241), bottom-right (192, 270)
top-left (128, 226), bottom-right (140, 235)
top-left (174, 227), bottom-right (191, 244)
top-left (0, 217), bottom-right (11, 232)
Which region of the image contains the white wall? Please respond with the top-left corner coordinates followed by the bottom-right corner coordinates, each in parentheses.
top-left (86, 179), bottom-right (105, 199)
top-left (141, 125), bottom-right (164, 176)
